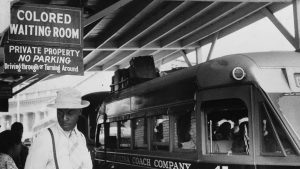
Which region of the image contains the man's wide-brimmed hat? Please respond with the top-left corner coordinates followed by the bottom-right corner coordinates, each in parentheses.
top-left (47, 88), bottom-right (90, 109)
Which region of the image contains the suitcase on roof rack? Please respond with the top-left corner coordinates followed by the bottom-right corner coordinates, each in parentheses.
top-left (129, 55), bottom-right (157, 80)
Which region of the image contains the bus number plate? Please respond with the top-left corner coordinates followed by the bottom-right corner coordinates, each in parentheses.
top-left (295, 73), bottom-right (300, 87)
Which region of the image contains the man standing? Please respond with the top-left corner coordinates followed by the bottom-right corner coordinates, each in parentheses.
top-left (25, 88), bottom-right (93, 169)
top-left (11, 122), bottom-right (28, 169)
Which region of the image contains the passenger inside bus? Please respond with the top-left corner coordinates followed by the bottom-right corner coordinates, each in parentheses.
top-left (260, 103), bottom-right (296, 155)
top-left (175, 109), bottom-right (196, 150)
top-left (133, 117), bottom-right (148, 149)
top-left (153, 115), bottom-right (169, 151)
top-left (154, 122), bottom-right (164, 142)
top-left (212, 121), bottom-right (233, 154)
top-left (120, 120), bottom-right (131, 148)
top-left (180, 129), bottom-right (196, 149)
top-left (231, 121), bottom-right (249, 154)
top-left (261, 119), bottom-right (278, 153)
top-left (204, 98), bottom-right (249, 155)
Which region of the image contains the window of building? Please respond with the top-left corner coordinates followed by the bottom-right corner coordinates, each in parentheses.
top-left (173, 104), bottom-right (196, 150)
top-left (203, 98), bottom-right (249, 155)
top-left (133, 117), bottom-right (148, 149)
top-left (260, 102), bottom-right (296, 155)
top-left (120, 119), bottom-right (131, 148)
top-left (153, 115), bottom-right (169, 151)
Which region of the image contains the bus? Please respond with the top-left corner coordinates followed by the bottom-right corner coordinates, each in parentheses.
top-left (93, 51), bottom-right (300, 169)
top-left (79, 91), bottom-right (110, 148)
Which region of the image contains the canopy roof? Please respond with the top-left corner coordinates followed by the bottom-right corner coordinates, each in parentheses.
top-left (0, 0), bottom-right (296, 96)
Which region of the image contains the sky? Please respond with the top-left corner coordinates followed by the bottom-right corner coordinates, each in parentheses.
top-left (0, 1), bottom-right (296, 93)
top-left (0, 0), bottom-right (13, 34)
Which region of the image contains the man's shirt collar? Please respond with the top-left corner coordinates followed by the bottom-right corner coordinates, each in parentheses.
top-left (56, 123), bottom-right (78, 138)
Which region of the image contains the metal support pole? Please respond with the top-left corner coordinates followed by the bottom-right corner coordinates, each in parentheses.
top-left (293, 0), bottom-right (300, 49)
top-left (16, 86), bottom-right (20, 122)
top-left (181, 50), bottom-right (192, 67)
top-left (206, 32), bottom-right (219, 61)
top-left (262, 7), bottom-right (296, 48)
top-left (195, 47), bottom-right (203, 64)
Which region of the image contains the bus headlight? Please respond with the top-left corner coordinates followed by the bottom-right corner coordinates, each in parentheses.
top-left (232, 67), bottom-right (246, 81)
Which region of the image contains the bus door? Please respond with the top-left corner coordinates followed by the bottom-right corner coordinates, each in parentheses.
top-left (198, 85), bottom-right (254, 169)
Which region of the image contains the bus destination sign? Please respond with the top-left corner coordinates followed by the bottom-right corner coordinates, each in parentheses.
top-left (9, 4), bottom-right (82, 46)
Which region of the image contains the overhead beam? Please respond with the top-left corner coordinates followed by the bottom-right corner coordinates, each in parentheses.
top-left (89, 1), bottom-right (183, 69)
top-left (262, 7), bottom-right (296, 48)
top-left (198, 3), bottom-right (289, 49)
top-left (168, 0), bottom-right (291, 1)
top-left (13, 74), bottom-right (48, 96)
top-left (84, 1), bottom-right (156, 70)
top-left (11, 75), bottom-right (36, 91)
top-left (83, 0), bottom-right (155, 71)
top-left (181, 2), bottom-right (270, 47)
top-left (83, 45), bottom-right (195, 51)
top-left (99, 0), bottom-right (162, 49)
top-left (105, 50), bottom-right (155, 70)
top-left (115, 1), bottom-right (180, 47)
top-left (102, 1), bottom-right (215, 70)
top-left (160, 2), bottom-right (243, 47)
top-left (156, 49), bottom-right (194, 66)
top-left (98, 1), bottom-right (190, 70)
top-left (139, 1), bottom-right (215, 47)
top-left (153, 2), bottom-right (271, 65)
top-left (84, 19), bottom-right (102, 39)
top-left (83, 0), bottom-right (133, 27)
top-left (84, 51), bottom-right (114, 71)
top-left (92, 0), bottom-right (153, 49)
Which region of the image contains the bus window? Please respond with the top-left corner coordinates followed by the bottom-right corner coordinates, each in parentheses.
top-left (120, 119), bottom-right (131, 148)
top-left (173, 104), bottom-right (196, 150)
top-left (107, 122), bottom-right (118, 149)
top-left (260, 102), bottom-right (296, 155)
top-left (96, 124), bottom-right (105, 149)
top-left (203, 99), bottom-right (249, 155)
top-left (269, 93), bottom-right (300, 140)
top-left (153, 115), bottom-right (169, 151)
top-left (133, 117), bottom-right (147, 149)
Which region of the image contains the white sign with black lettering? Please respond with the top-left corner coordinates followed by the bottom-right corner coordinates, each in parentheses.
top-left (4, 45), bottom-right (83, 75)
top-left (9, 4), bottom-right (82, 46)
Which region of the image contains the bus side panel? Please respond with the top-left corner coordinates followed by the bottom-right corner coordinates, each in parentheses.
top-left (256, 166), bottom-right (300, 169)
top-left (94, 151), bottom-right (258, 169)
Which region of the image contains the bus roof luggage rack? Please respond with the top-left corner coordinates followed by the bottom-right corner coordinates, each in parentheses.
top-left (111, 69), bottom-right (129, 92)
top-left (110, 56), bottom-right (158, 92)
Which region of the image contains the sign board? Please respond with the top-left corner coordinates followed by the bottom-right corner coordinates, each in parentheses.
top-left (5, 3), bottom-right (84, 75)
top-left (4, 44), bottom-right (83, 75)
top-left (9, 4), bottom-right (82, 47)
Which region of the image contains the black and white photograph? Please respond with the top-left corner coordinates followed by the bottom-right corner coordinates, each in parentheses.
top-left (0, 0), bottom-right (300, 169)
